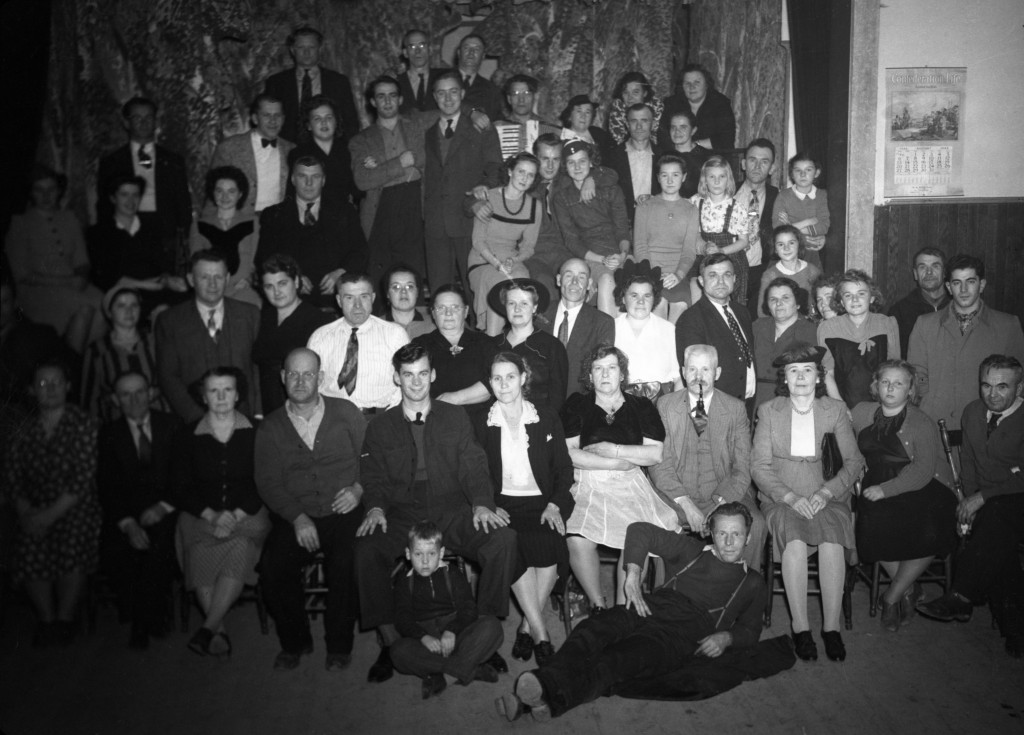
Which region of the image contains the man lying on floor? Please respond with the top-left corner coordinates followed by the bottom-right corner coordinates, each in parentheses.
top-left (498, 502), bottom-right (774, 722)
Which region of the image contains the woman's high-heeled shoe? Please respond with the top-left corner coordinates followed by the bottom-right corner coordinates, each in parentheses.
top-left (822, 630), bottom-right (846, 661)
top-left (511, 630), bottom-right (534, 661)
top-left (792, 630), bottom-right (817, 661)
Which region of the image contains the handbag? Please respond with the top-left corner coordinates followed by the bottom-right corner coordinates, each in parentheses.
top-left (821, 431), bottom-right (843, 481)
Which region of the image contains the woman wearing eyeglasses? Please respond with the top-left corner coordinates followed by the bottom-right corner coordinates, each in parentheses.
top-left (411, 284), bottom-right (497, 418)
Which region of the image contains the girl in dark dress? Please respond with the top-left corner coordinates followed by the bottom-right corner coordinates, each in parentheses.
top-left (851, 360), bottom-right (958, 632)
top-left (189, 166), bottom-right (261, 307)
top-left (252, 255), bottom-right (333, 415)
top-left (474, 351), bottom-right (574, 665)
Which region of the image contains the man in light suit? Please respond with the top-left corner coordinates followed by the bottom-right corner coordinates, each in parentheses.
top-left (155, 251), bottom-right (260, 422)
top-left (209, 94), bottom-right (295, 214)
top-left (651, 344), bottom-right (765, 567)
top-left (675, 253), bottom-right (756, 409)
top-left (262, 26), bottom-right (359, 143)
top-left (423, 70), bottom-right (502, 294)
top-left (349, 75), bottom-right (427, 287)
top-left (98, 371), bottom-right (180, 649)
top-left (540, 258), bottom-right (614, 397)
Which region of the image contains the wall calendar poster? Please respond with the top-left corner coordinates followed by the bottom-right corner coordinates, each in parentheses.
top-left (884, 67), bottom-right (965, 197)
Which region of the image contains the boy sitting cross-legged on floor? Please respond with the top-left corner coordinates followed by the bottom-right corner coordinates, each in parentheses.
top-left (391, 521), bottom-right (505, 699)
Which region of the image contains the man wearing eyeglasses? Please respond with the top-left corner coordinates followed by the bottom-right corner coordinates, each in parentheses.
top-left (97, 96), bottom-right (193, 266)
top-left (494, 75), bottom-right (559, 158)
top-left (255, 346), bottom-right (369, 672)
top-left (396, 29), bottom-right (442, 114)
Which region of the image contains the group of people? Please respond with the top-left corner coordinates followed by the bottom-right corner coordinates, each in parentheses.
top-left (2, 22), bottom-right (1023, 722)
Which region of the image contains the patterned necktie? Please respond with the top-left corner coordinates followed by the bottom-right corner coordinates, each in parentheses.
top-left (748, 190), bottom-right (760, 247)
top-left (692, 384), bottom-right (708, 436)
top-left (987, 412), bottom-right (1002, 438)
top-left (304, 201), bottom-right (317, 226)
top-left (557, 310), bottom-right (569, 346)
top-left (207, 309), bottom-right (218, 342)
top-left (416, 73), bottom-right (425, 105)
top-left (444, 119), bottom-right (454, 139)
top-left (301, 69), bottom-right (312, 107)
top-left (337, 326), bottom-right (359, 394)
top-left (723, 304), bottom-right (752, 366)
top-left (136, 422), bottom-right (152, 465)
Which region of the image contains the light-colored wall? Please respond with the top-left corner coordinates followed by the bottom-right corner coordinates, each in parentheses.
top-left (874, 0), bottom-right (1024, 203)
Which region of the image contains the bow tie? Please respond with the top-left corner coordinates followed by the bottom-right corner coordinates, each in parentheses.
top-left (261, 137), bottom-right (278, 148)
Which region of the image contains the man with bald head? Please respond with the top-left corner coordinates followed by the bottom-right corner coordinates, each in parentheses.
top-left (540, 257), bottom-right (614, 397)
top-left (255, 347), bottom-right (368, 672)
top-left (651, 344), bottom-right (765, 567)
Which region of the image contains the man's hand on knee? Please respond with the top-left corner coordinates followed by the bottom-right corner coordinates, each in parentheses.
top-left (623, 563), bottom-right (651, 617)
top-left (472, 505), bottom-right (508, 533)
top-left (357, 507), bottom-right (388, 537)
top-left (293, 514), bottom-right (320, 552)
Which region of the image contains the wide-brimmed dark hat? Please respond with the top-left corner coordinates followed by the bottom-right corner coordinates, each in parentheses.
top-left (772, 342), bottom-right (827, 367)
top-left (486, 278), bottom-right (552, 317)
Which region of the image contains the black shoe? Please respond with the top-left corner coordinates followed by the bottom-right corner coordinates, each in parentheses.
top-left (325, 653), bottom-right (352, 671)
top-left (822, 630), bottom-right (846, 662)
top-left (368, 646), bottom-right (394, 683)
top-left (1006, 635), bottom-right (1024, 659)
top-left (273, 642), bottom-right (313, 670)
top-left (511, 631), bottom-right (534, 661)
top-left (900, 583), bottom-right (924, 625)
top-left (422, 673), bottom-right (447, 699)
top-left (129, 626), bottom-right (150, 651)
top-left (485, 650), bottom-right (508, 674)
top-left (880, 600), bottom-right (900, 633)
top-left (792, 630), bottom-right (817, 661)
top-left (187, 627), bottom-right (214, 657)
top-left (917, 593), bottom-right (972, 623)
top-left (473, 663), bottom-right (499, 683)
top-left (209, 632), bottom-right (232, 659)
top-left (533, 640), bottom-right (556, 667)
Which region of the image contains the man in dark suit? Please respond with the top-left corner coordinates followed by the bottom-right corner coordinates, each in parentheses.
top-left (256, 155), bottom-right (366, 310)
top-left (675, 253), bottom-right (756, 407)
top-left (262, 26), bottom-right (359, 143)
top-left (522, 135), bottom-right (573, 299)
top-left (396, 29), bottom-right (442, 114)
top-left (888, 247), bottom-right (950, 357)
top-left (256, 347), bottom-right (367, 672)
top-left (735, 138), bottom-right (780, 305)
top-left (605, 103), bottom-right (661, 225)
top-left (650, 344), bottom-right (765, 567)
top-left (539, 257), bottom-right (614, 397)
top-left (98, 371), bottom-right (180, 649)
top-left (455, 34), bottom-right (503, 124)
top-left (155, 251), bottom-right (260, 422)
top-left (96, 97), bottom-right (192, 264)
top-left (209, 94), bottom-right (295, 214)
top-left (918, 354), bottom-right (1024, 659)
top-left (423, 70), bottom-right (502, 294)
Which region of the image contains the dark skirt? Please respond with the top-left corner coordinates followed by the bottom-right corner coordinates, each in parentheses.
top-left (497, 493), bottom-right (569, 581)
top-left (855, 478), bottom-right (958, 562)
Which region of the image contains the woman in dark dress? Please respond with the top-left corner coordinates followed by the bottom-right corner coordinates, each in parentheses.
top-left (173, 367), bottom-right (270, 657)
top-left (474, 351), bottom-right (574, 665)
top-left (561, 345), bottom-right (678, 611)
top-left (5, 359), bottom-right (101, 646)
top-left (252, 254), bottom-right (333, 415)
top-left (851, 360), bottom-right (958, 632)
top-left (411, 284), bottom-right (496, 417)
top-left (489, 279), bottom-right (568, 414)
top-left (287, 94), bottom-right (359, 207)
top-left (189, 166), bottom-right (260, 307)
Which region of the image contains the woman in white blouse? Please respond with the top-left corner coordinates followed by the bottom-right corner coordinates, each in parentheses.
top-left (613, 267), bottom-right (682, 401)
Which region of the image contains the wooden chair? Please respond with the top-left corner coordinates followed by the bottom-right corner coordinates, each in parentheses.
top-left (179, 582), bottom-right (269, 635)
top-left (762, 532), bottom-right (856, 630)
top-left (556, 546), bottom-right (659, 636)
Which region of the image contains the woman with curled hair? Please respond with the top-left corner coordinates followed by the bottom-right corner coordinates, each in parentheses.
top-left (612, 265), bottom-right (682, 400)
top-left (473, 351), bottom-right (574, 664)
top-left (558, 95), bottom-right (613, 164)
top-left (173, 366), bottom-right (269, 657)
top-left (752, 276), bottom-right (818, 408)
top-left (469, 152), bottom-right (542, 335)
top-left (817, 268), bottom-right (900, 408)
top-left (754, 225), bottom-right (822, 318)
top-left (605, 72), bottom-right (664, 145)
top-left (751, 343), bottom-right (864, 662)
top-left (560, 344), bottom-right (679, 612)
top-left (851, 360), bottom-right (958, 631)
top-left (189, 165), bottom-right (261, 306)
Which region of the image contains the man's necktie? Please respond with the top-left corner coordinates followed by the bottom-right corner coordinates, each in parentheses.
top-left (261, 137), bottom-right (278, 148)
top-left (748, 190), bottom-right (760, 247)
top-left (723, 305), bottom-right (752, 366)
top-left (207, 309), bottom-right (218, 342)
top-left (692, 384), bottom-right (708, 436)
top-left (301, 69), bottom-right (312, 107)
top-left (988, 412), bottom-right (1003, 438)
top-left (416, 73), bottom-right (425, 105)
top-left (463, 75), bottom-right (472, 87)
top-left (444, 119), bottom-right (454, 139)
top-left (136, 423), bottom-right (152, 465)
top-left (137, 145), bottom-right (153, 170)
top-left (337, 327), bottom-right (359, 394)
top-left (304, 201), bottom-right (317, 226)
top-left (413, 412), bottom-right (425, 425)
top-left (557, 310), bottom-right (569, 346)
